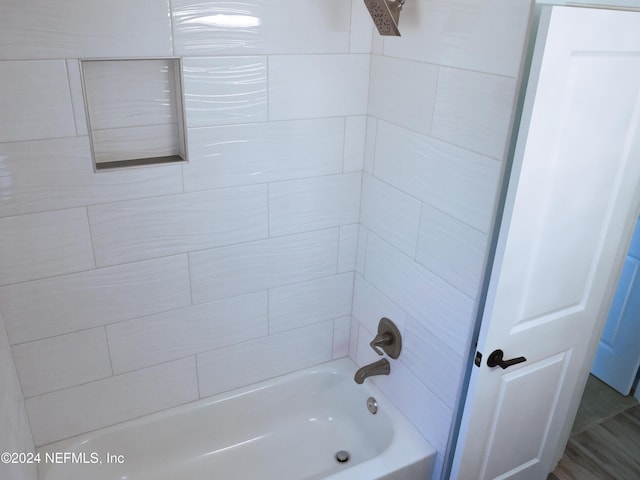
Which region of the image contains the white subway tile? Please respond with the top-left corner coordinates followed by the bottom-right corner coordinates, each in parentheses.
top-left (333, 316), bottom-right (352, 359)
top-left (350, 0), bottom-right (374, 53)
top-left (375, 361), bottom-right (453, 454)
top-left (364, 234), bottom-right (473, 357)
top-left (0, 312), bottom-right (36, 480)
top-left (371, 30), bottom-right (384, 55)
top-left (0, 256), bottom-right (191, 345)
top-left (88, 185), bottom-right (268, 266)
top-left (197, 322), bottom-right (333, 397)
top-left (66, 60), bottom-right (88, 136)
top-left (269, 54), bottom-right (370, 120)
top-left (0, 60), bottom-right (75, 142)
top-left (338, 224), bottom-right (359, 273)
top-left (374, 121), bottom-right (500, 233)
top-left (354, 323), bottom-right (380, 367)
top-left (183, 57), bottom-right (268, 127)
top-left (352, 274), bottom-right (407, 335)
top-left (432, 67), bottom-right (517, 160)
top-left (0, 0), bottom-right (172, 60)
top-left (82, 59), bottom-right (179, 131)
top-left (0, 137), bottom-right (183, 218)
top-left (417, 205), bottom-right (488, 299)
top-left (92, 124), bottom-right (181, 163)
top-left (0, 208), bottom-right (94, 286)
top-left (26, 358), bottom-right (198, 446)
top-left (401, 317), bottom-right (464, 408)
top-left (172, 0), bottom-right (350, 55)
top-left (348, 317), bottom-right (360, 362)
top-left (182, 118), bottom-right (344, 191)
top-left (269, 173), bottom-right (362, 236)
top-left (107, 292), bottom-right (268, 374)
top-left (12, 329), bottom-right (111, 398)
top-left (363, 116), bottom-right (378, 174)
top-left (343, 116), bottom-right (367, 172)
top-left (190, 230), bottom-right (339, 304)
top-left (368, 55), bottom-right (438, 134)
top-left (381, 0), bottom-right (531, 78)
top-left (269, 273), bottom-right (353, 334)
top-left (361, 174), bottom-right (422, 256)
top-left (355, 225), bottom-right (368, 276)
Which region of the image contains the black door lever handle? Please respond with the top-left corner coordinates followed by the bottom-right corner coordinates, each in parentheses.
top-left (486, 349), bottom-right (526, 369)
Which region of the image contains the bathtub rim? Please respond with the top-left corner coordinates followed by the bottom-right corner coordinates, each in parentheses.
top-left (38, 357), bottom-right (436, 480)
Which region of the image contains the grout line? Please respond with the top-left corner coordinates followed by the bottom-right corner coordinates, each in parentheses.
top-left (84, 206), bottom-right (99, 268)
top-left (266, 182), bottom-right (271, 238)
top-left (367, 51), bottom-right (518, 81)
top-left (0, 133), bottom-right (87, 146)
top-left (1, 320), bottom-right (31, 411)
top-left (366, 229), bottom-right (476, 301)
top-left (103, 326), bottom-right (115, 376)
top-left (370, 115), bottom-right (503, 163)
top-left (336, 226), bottom-right (342, 274)
top-left (414, 202), bottom-right (425, 261)
top-left (194, 355), bottom-right (202, 399)
top-left (64, 60), bottom-right (80, 136)
top-left (0, 225), bottom-right (349, 293)
top-left (180, 160), bottom-right (186, 194)
top-left (8, 270), bottom-right (350, 348)
top-left (347, 0), bottom-right (353, 53)
top-left (331, 317), bottom-right (336, 359)
top-left (368, 116), bottom-right (378, 174)
top-left (266, 55), bottom-right (271, 122)
top-left (87, 121), bottom-right (179, 134)
top-left (363, 170), bottom-right (490, 236)
top-left (186, 252), bottom-right (195, 306)
top-left (168, 0), bottom-right (177, 56)
top-left (342, 116), bottom-right (348, 173)
top-left (266, 287), bottom-right (272, 336)
top-left (429, 66), bottom-right (441, 137)
top-left (24, 356), bottom-right (198, 405)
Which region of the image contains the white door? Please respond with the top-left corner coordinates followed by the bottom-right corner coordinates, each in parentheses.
top-left (591, 216), bottom-right (640, 395)
top-left (452, 6), bottom-right (640, 480)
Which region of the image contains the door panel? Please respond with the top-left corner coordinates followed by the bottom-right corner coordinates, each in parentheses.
top-left (483, 353), bottom-right (569, 479)
top-left (453, 6), bottom-right (640, 479)
top-left (504, 54), bottom-right (640, 327)
top-left (592, 218), bottom-right (640, 394)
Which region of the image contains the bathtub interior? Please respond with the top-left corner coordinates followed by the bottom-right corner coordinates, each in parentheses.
top-left (38, 359), bottom-right (433, 480)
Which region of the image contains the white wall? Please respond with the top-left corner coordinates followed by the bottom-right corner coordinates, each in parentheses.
top-left (0, 0), bottom-right (369, 447)
top-left (0, 1), bottom-right (533, 474)
top-left (0, 312), bottom-right (38, 480)
top-left (351, 1), bottom-right (531, 477)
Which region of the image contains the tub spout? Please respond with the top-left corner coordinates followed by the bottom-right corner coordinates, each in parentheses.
top-left (354, 358), bottom-right (390, 384)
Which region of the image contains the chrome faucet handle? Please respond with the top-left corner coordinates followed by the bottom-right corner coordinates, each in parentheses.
top-left (368, 318), bottom-right (402, 359)
top-left (370, 333), bottom-right (392, 355)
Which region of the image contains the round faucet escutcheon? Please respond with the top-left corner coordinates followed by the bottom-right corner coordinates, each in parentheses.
top-left (335, 450), bottom-right (350, 463)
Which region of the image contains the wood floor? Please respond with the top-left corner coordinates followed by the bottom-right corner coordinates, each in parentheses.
top-left (550, 404), bottom-right (640, 479)
top-left (548, 376), bottom-right (640, 480)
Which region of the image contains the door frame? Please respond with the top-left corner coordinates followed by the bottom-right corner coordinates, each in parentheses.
top-left (443, 1), bottom-right (640, 478)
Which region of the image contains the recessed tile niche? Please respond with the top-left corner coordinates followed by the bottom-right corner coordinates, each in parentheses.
top-left (81, 58), bottom-right (187, 171)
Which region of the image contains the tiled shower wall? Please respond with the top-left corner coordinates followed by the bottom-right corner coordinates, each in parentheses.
top-left (351, 0), bottom-right (531, 476)
top-left (0, 0), bottom-right (371, 447)
top-left (0, 0), bottom-right (533, 478)
top-left (0, 312), bottom-right (37, 480)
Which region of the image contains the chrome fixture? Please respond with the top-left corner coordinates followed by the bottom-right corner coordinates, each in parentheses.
top-left (363, 0), bottom-right (405, 37)
top-left (367, 397), bottom-right (378, 415)
top-left (335, 450), bottom-right (350, 463)
top-left (354, 358), bottom-right (390, 384)
top-left (370, 317), bottom-right (402, 359)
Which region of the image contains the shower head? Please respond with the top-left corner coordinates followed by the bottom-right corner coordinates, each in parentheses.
top-left (363, 0), bottom-right (405, 37)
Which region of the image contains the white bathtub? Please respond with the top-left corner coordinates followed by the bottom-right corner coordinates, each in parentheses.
top-left (38, 358), bottom-right (435, 480)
